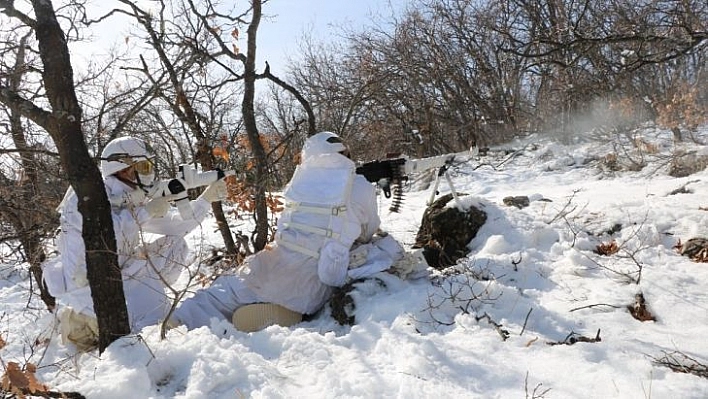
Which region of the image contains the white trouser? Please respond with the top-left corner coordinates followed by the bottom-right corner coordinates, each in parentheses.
top-left (172, 274), bottom-right (262, 330)
top-left (123, 235), bottom-right (189, 330)
top-left (58, 235), bottom-right (190, 336)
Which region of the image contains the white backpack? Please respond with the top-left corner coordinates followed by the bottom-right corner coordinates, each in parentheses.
top-left (278, 153), bottom-right (362, 282)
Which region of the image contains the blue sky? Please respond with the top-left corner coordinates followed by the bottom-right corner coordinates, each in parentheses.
top-left (256, 0), bottom-right (409, 75)
top-left (70, 1), bottom-right (408, 76)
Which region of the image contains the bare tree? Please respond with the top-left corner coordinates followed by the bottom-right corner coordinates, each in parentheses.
top-left (289, 1), bottom-right (523, 158)
top-left (287, 0), bottom-right (706, 150)
top-left (0, 0), bottom-right (129, 352)
top-left (88, 0), bottom-right (315, 254)
top-left (176, 0), bottom-right (316, 250)
top-left (493, 0), bottom-right (708, 134)
top-left (0, 30), bottom-right (62, 311)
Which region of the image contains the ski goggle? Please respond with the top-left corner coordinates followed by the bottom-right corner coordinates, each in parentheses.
top-left (132, 159), bottom-right (154, 175)
top-left (325, 136), bottom-right (350, 157)
top-left (105, 152), bottom-right (155, 175)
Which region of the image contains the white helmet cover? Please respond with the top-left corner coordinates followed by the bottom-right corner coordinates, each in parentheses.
top-left (301, 131), bottom-right (347, 160)
top-left (100, 136), bottom-right (155, 178)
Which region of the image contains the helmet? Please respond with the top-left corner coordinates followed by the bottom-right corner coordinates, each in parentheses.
top-left (302, 131), bottom-right (348, 160)
top-left (100, 137), bottom-right (156, 185)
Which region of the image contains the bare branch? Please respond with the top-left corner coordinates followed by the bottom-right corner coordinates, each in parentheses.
top-left (0, 84), bottom-right (54, 130)
top-left (0, 0), bottom-right (37, 28)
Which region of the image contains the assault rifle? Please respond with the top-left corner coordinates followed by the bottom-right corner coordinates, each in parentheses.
top-left (356, 148), bottom-right (476, 212)
top-left (148, 164), bottom-right (234, 219)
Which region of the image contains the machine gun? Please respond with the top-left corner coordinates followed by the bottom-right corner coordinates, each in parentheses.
top-left (356, 148), bottom-right (476, 212)
top-left (355, 157), bottom-right (408, 205)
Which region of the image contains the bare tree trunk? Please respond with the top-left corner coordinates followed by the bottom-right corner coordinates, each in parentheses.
top-left (671, 127), bottom-right (683, 142)
top-left (30, 0), bottom-right (129, 352)
top-left (196, 141), bottom-right (237, 255)
top-left (242, 0), bottom-right (270, 251)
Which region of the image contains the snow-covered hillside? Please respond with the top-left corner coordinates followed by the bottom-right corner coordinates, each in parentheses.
top-left (2, 127), bottom-right (708, 398)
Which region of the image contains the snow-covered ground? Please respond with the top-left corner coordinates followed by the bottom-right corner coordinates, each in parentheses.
top-left (2, 126), bottom-right (708, 398)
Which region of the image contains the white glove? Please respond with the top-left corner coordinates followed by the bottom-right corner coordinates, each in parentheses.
top-left (349, 245), bottom-right (369, 269)
top-left (109, 188), bottom-right (146, 208)
top-left (390, 249), bottom-right (430, 280)
top-left (72, 269), bottom-right (89, 288)
top-left (145, 196), bottom-right (170, 218)
top-left (199, 179), bottom-right (227, 203)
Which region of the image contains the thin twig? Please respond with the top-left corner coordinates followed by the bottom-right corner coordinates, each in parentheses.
top-left (520, 308), bottom-right (533, 336)
top-left (569, 303), bottom-right (622, 312)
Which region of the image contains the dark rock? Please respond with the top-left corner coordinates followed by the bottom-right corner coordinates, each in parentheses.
top-left (503, 196), bottom-right (530, 209)
top-left (679, 237), bottom-right (708, 260)
top-left (328, 278), bottom-right (387, 326)
top-left (414, 193), bottom-right (487, 270)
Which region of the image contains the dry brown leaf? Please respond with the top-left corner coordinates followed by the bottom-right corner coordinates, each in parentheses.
top-left (595, 240), bottom-right (620, 256)
top-left (25, 363), bottom-right (48, 394)
top-left (5, 362), bottom-right (29, 389)
top-left (212, 147), bottom-right (230, 161)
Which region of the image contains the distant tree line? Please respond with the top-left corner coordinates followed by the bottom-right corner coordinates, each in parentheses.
top-left (287, 0), bottom-right (707, 155)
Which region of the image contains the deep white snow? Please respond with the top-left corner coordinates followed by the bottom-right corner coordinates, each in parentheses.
top-left (2, 126), bottom-right (708, 399)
